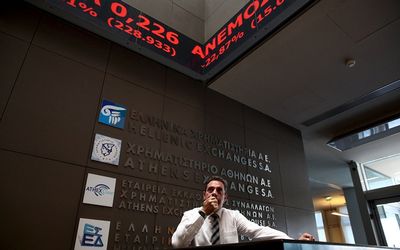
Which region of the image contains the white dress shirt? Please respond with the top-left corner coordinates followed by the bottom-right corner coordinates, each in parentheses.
top-left (171, 207), bottom-right (292, 247)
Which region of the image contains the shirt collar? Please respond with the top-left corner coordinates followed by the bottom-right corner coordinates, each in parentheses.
top-left (213, 207), bottom-right (224, 218)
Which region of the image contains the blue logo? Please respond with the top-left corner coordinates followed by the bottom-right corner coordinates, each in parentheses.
top-left (81, 223), bottom-right (104, 247)
top-left (98, 100), bottom-right (127, 129)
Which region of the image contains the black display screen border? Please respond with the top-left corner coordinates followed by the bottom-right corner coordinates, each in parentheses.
top-left (25, 0), bottom-right (317, 82)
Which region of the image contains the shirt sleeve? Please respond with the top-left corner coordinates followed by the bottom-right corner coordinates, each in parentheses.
top-left (233, 210), bottom-right (292, 240)
top-left (171, 208), bottom-right (205, 248)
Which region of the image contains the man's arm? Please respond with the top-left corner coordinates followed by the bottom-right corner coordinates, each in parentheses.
top-left (234, 210), bottom-right (315, 241)
top-left (171, 208), bottom-right (205, 248)
top-left (234, 210), bottom-right (292, 240)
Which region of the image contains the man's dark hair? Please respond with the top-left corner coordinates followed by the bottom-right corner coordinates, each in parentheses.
top-left (204, 176), bottom-right (228, 193)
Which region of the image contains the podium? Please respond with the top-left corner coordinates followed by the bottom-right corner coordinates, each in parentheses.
top-left (177, 239), bottom-right (399, 250)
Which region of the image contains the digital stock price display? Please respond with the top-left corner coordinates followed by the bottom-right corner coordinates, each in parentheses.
top-left (26, 0), bottom-right (314, 81)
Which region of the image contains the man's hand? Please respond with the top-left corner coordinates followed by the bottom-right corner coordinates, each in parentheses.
top-left (202, 194), bottom-right (219, 215)
top-left (298, 232), bottom-right (315, 241)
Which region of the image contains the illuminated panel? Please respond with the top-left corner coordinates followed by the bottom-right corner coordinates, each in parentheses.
top-left (32, 0), bottom-right (203, 77)
top-left (199, 0), bottom-right (314, 80)
top-left (25, 0), bottom-right (314, 81)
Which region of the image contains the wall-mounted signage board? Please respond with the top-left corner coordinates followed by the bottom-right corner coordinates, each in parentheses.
top-left (25, 0), bottom-right (314, 82)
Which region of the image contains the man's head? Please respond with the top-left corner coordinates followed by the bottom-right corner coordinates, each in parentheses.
top-left (203, 176), bottom-right (228, 210)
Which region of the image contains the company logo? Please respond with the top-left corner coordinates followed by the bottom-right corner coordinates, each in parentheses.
top-left (91, 134), bottom-right (121, 166)
top-left (74, 218), bottom-right (110, 250)
top-left (87, 184), bottom-right (111, 196)
top-left (83, 173), bottom-right (116, 207)
top-left (82, 223), bottom-right (104, 246)
top-left (98, 100), bottom-right (127, 129)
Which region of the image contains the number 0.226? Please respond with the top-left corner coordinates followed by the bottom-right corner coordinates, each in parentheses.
top-left (109, 2), bottom-right (179, 45)
top-left (136, 15), bottom-right (179, 45)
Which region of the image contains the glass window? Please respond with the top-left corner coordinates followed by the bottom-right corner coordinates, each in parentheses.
top-left (358, 154), bottom-right (400, 191)
top-left (376, 202), bottom-right (400, 247)
top-left (314, 211), bottom-right (327, 242)
top-left (388, 118), bottom-right (400, 129)
top-left (339, 206), bottom-right (355, 244)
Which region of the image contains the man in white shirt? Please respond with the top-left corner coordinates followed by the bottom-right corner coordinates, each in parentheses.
top-left (172, 176), bottom-right (315, 247)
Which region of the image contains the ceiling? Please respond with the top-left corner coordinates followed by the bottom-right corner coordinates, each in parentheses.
top-left (208, 0), bottom-right (400, 210)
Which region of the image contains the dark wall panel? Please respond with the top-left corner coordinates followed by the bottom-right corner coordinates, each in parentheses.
top-left (102, 74), bottom-right (164, 115)
top-left (0, 149), bottom-right (85, 250)
top-left (0, 46), bottom-right (103, 165)
top-left (108, 45), bottom-right (166, 94)
top-left (160, 97), bottom-right (206, 187)
top-left (205, 113), bottom-right (245, 146)
top-left (0, 32), bottom-right (29, 120)
top-left (245, 129), bottom-right (284, 205)
top-left (243, 106), bottom-right (304, 150)
top-left (163, 97), bottom-right (204, 132)
top-left (205, 89), bottom-right (244, 126)
top-left (243, 106), bottom-right (283, 140)
top-left (165, 69), bottom-right (205, 109)
top-left (33, 14), bottom-right (111, 71)
top-left (0, 2), bottom-right (40, 42)
top-left (279, 143), bottom-right (314, 210)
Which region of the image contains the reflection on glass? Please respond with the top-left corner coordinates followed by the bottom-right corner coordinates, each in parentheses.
top-left (358, 154), bottom-right (400, 191)
top-left (377, 202), bottom-right (400, 247)
top-left (388, 118), bottom-right (400, 129)
top-left (339, 206), bottom-right (354, 244)
top-left (327, 117), bottom-right (400, 151)
top-left (314, 211), bottom-right (327, 242)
